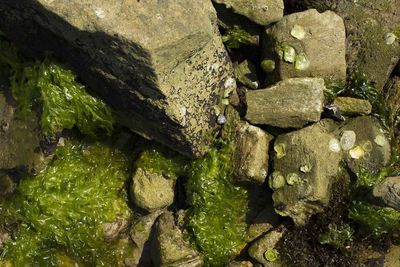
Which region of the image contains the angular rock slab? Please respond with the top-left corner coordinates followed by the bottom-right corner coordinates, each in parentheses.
top-left (270, 119), bottom-right (343, 225)
top-left (0, 0), bottom-right (235, 158)
top-left (245, 78), bottom-right (325, 128)
top-left (213, 0), bottom-right (284, 26)
top-left (262, 9), bottom-right (346, 83)
top-left (373, 176), bottom-right (400, 211)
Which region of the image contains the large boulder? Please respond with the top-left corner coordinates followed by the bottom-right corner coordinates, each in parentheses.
top-left (262, 9), bottom-right (346, 83)
top-left (213, 0), bottom-right (284, 26)
top-left (245, 78), bottom-right (325, 128)
top-left (0, 0), bottom-right (236, 158)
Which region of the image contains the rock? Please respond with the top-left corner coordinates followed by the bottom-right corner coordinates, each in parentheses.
top-left (248, 225), bottom-right (286, 267)
top-left (151, 211), bottom-right (203, 267)
top-left (302, 0), bottom-right (400, 91)
top-left (247, 204), bottom-right (281, 242)
top-left (333, 97), bottom-right (372, 116)
top-left (338, 116), bottom-right (391, 174)
top-left (102, 218), bottom-right (129, 242)
top-left (129, 210), bottom-right (163, 266)
top-left (213, 0), bottom-right (284, 26)
top-left (384, 244), bottom-right (400, 267)
top-left (233, 122), bottom-right (273, 184)
top-left (262, 9), bottom-right (346, 83)
top-left (130, 168), bottom-right (175, 211)
top-left (0, 1), bottom-right (235, 158)
top-left (235, 60), bottom-right (259, 89)
top-left (0, 231), bottom-right (10, 250)
top-left (245, 78), bottom-right (325, 128)
top-left (0, 92), bottom-right (47, 172)
top-left (270, 119), bottom-right (344, 225)
top-left (227, 261), bottom-right (253, 267)
top-left (0, 173), bottom-right (16, 196)
top-left (373, 177), bottom-right (400, 211)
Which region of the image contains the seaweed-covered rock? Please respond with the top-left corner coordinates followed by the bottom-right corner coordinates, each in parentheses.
top-left (262, 9), bottom-right (346, 83)
top-left (130, 168), bottom-right (175, 212)
top-left (373, 176), bottom-right (400, 211)
top-left (213, 0), bottom-right (284, 26)
top-left (233, 122), bottom-right (273, 184)
top-left (235, 60), bottom-right (259, 89)
top-left (333, 97), bottom-right (372, 116)
top-left (271, 119), bottom-right (343, 225)
top-left (0, 0), bottom-right (235, 158)
top-left (245, 78), bottom-right (325, 128)
top-left (151, 211), bottom-right (203, 267)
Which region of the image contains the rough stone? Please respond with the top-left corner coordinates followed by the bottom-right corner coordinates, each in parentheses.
top-left (247, 204), bottom-right (281, 242)
top-left (235, 60), bottom-right (259, 89)
top-left (248, 225), bottom-right (286, 267)
top-left (130, 168), bottom-right (175, 212)
top-left (271, 119), bottom-right (344, 225)
top-left (333, 97), bottom-right (372, 116)
top-left (129, 210), bottom-right (163, 266)
top-left (102, 218), bottom-right (129, 242)
top-left (151, 211), bottom-right (203, 267)
top-left (373, 176), bottom-right (400, 211)
top-left (213, 0), bottom-right (284, 26)
top-left (262, 9), bottom-right (346, 83)
top-left (0, 92), bottom-right (47, 172)
top-left (245, 78), bottom-right (325, 128)
top-left (233, 122), bottom-right (273, 184)
top-left (0, 0), bottom-right (235, 158)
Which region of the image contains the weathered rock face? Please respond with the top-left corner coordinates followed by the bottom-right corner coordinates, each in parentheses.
top-left (262, 9), bottom-right (346, 83)
top-left (333, 97), bottom-right (372, 116)
top-left (233, 122), bottom-right (273, 184)
top-left (213, 0), bottom-right (284, 26)
top-left (0, 0), bottom-right (236, 158)
top-left (130, 168), bottom-right (175, 212)
top-left (373, 177), bottom-right (400, 211)
top-left (245, 78), bottom-right (325, 128)
top-left (270, 119), bottom-right (344, 225)
top-left (151, 212), bottom-right (203, 267)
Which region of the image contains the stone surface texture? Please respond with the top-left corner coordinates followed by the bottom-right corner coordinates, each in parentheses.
top-left (373, 176), bottom-right (400, 211)
top-left (333, 97), bottom-right (372, 116)
top-left (245, 78), bottom-right (325, 128)
top-left (0, 0), bottom-right (236, 158)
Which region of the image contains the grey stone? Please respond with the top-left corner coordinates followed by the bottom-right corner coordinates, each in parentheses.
top-left (151, 211), bottom-right (203, 267)
top-left (130, 168), bottom-right (175, 212)
top-left (233, 122), bottom-right (273, 184)
top-left (235, 60), bottom-right (259, 89)
top-left (213, 0), bottom-right (284, 26)
top-left (373, 177), bottom-right (400, 211)
top-left (271, 119), bottom-right (344, 225)
top-left (245, 78), bottom-right (325, 128)
top-left (262, 9), bottom-right (346, 83)
top-left (248, 225), bottom-right (286, 267)
top-left (333, 97), bottom-right (372, 116)
top-left (0, 0), bottom-right (235, 158)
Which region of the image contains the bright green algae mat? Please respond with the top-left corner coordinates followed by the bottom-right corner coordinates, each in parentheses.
top-left (0, 138), bottom-right (133, 266)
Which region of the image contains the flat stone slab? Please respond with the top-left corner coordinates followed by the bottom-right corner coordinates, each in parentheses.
top-left (245, 77), bottom-right (325, 128)
top-left (0, 0), bottom-right (235, 157)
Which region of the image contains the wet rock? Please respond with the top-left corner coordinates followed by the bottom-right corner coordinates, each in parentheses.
top-left (235, 60), bottom-right (259, 89)
top-left (213, 0), bottom-right (284, 26)
top-left (271, 119), bottom-right (344, 225)
top-left (338, 116), bottom-right (391, 174)
top-left (247, 204), bottom-right (281, 242)
top-left (0, 0), bottom-right (235, 158)
top-left (262, 9), bottom-right (346, 83)
top-left (0, 92), bottom-right (47, 172)
top-left (373, 176), bottom-right (400, 211)
top-left (248, 225), bottom-right (286, 267)
top-left (245, 78), bottom-right (325, 128)
top-left (129, 210), bottom-right (163, 266)
top-left (151, 211), bottom-right (203, 267)
top-left (333, 97), bottom-right (372, 116)
top-left (233, 122), bottom-right (273, 184)
top-left (130, 168), bottom-right (175, 212)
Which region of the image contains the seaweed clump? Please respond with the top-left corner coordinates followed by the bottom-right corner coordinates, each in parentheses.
top-left (0, 138), bottom-right (133, 266)
top-left (222, 25), bottom-right (254, 49)
top-left (0, 37), bottom-right (114, 138)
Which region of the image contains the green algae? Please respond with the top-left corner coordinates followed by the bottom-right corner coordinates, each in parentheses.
top-left (319, 223), bottom-right (353, 250)
top-left (0, 37), bottom-right (114, 138)
top-left (222, 25), bottom-right (254, 49)
top-left (0, 138), bottom-right (133, 266)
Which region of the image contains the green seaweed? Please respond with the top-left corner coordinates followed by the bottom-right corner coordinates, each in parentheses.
top-left (0, 37), bottom-right (114, 138)
top-left (349, 201), bottom-right (400, 237)
top-left (0, 138), bottom-right (133, 266)
top-left (222, 25), bottom-right (254, 49)
top-left (185, 143), bottom-right (248, 266)
top-left (319, 223), bottom-right (353, 250)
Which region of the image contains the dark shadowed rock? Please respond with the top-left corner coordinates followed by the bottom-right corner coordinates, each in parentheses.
top-left (0, 0), bottom-right (236, 158)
